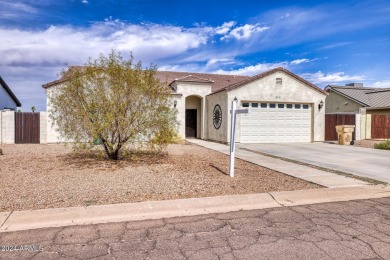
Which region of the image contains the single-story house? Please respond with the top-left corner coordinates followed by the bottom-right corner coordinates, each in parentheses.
top-left (325, 83), bottom-right (390, 114)
top-left (325, 83), bottom-right (390, 140)
top-left (42, 67), bottom-right (327, 144)
top-left (0, 76), bottom-right (22, 111)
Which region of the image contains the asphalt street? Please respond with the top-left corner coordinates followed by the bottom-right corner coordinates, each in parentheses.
top-left (0, 197), bottom-right (389, 259)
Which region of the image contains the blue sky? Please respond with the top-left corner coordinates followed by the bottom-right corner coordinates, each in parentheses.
top-left (1, 0), bottom-right (389, 111)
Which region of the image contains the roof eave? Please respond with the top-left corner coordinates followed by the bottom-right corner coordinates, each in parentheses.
top-left (0, 76), bottom-right (22, 107)
top-left (364, 106), bottom-right (390, 110)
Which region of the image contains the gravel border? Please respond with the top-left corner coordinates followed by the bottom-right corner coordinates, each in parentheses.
top-left (0, 143), bottom-right (320, 211)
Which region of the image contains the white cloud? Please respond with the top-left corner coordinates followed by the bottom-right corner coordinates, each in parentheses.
top-left (0, 1), bottom-right (37, 18)
top-left (221, 24), bottom-right (269, 41)
top-left (0, 20), bottom-right (232, 111)
top-left (214, 21), bottom-right (236, 34)
top-left (368, 80), bottom-right (390, 88)
top-left (213, 62), bottom-right (288, 76)
top-left (319, 42), bottom-right (351, 50)
top-left (0, 21), bottom-right (214, 68)
top-left (82, 0), bottom-right (88, 4)
top-left (206, 58), bottom-right (236, 67)
top-left (290, 58), bottom-right (310, 65)
top-left (300, 71), bottom-right (366, 85)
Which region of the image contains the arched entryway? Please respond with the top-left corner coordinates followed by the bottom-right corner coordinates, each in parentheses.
top-left (185, 95), bottom-right (202, 138)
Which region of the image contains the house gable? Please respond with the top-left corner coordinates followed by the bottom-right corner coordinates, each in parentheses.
top-left (226, 70), bottom-right (327, 102)
top-left (210, 67), bottom-right (327, 96)
top-left (0, 76), bottom-right (22, 110)
top-left (325, 90), bottom-right (363, 114)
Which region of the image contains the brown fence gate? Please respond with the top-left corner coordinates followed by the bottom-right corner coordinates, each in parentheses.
top-left (325, 114), bottom-right (356, 141)
top-left (15, 112), bottom-right (40, 144)
top-left (371, 115), bottom-right (390, 139)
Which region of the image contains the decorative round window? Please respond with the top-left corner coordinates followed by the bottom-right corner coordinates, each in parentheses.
top-left (213, 104), bottom-right (222, 129)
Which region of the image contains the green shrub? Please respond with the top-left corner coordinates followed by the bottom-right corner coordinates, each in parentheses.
top-left (374, 140), bottom-right (390, 150)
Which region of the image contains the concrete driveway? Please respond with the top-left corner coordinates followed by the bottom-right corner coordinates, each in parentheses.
top-left (238, 142), bottom-right (390, 184)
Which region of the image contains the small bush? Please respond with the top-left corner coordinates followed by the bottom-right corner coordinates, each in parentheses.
top-left (374, 140), bottom-right (390, 150)
top-left (0, 148), bottom-right (3, 155)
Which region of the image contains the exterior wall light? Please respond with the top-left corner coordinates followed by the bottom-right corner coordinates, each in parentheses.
top-left (173, 100), bottom-right (177, 108)
top-left (318, 100), bottom-right (324, 110)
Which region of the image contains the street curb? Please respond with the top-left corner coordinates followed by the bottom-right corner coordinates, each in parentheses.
top-left (1, 185), bottom-right (389, 233)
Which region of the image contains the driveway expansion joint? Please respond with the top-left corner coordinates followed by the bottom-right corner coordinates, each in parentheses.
top-left (0, 211), bottom-right (13, 230)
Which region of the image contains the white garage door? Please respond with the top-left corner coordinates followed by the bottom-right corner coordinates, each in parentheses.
top-left (240, 102), bottom-right (312, 143)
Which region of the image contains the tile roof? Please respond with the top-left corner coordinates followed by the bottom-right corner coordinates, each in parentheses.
top-left (366, 90), bottom-right (390, 107)
top-left (0, 76), bottom-right (22, 107)
top-left (326, 85), bottom-right (390, 107)
top-left (154, 71), bottom-right (248, 92)
top-left (42, 67), bottom-right (325, 96)
top-left (42, 67), bottom-right (249, 93)
top-left (168, 75), bottom-right (214, 84)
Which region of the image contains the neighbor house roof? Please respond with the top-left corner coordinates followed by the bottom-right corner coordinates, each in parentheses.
top-left (326, 85), bottom-right (390, 107)
top-left (0, 76), bottom-right (22, 107)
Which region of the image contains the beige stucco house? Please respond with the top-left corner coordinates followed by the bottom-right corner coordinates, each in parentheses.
top-left (43, 67), bottom-right (327, 144)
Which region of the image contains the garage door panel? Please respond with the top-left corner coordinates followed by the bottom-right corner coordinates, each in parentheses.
top-left (240, 103), bottom-right (312, 143)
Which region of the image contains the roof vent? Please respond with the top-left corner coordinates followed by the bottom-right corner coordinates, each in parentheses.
top-left (345, 83), bottom-right (363, 88)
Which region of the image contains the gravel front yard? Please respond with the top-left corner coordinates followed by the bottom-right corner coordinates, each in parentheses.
top-left (0, 143), bottom-right (320, 212)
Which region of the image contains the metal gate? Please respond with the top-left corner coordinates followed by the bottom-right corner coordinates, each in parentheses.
top-left (325, 114), bottom-right (355, 141)
top-left (371, 115), bottom-right (390, 139)
top-left (15, 112), bottom-right (40, 144)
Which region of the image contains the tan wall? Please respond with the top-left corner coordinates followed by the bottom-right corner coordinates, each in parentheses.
top-left (46, 87), bottom-right (68, 143)
top-left (46, 81), bottom-right (213, 142)
top-left (206, 91), bottom-right (228, 143)
top-left (227, 71), bottom-right (327, 142)
top-left (174, 82), bottom-right (212, 139)
top-left (40, 112), bottom-right (48, 144)
top-left (325, 91), bottom-right (361, 113)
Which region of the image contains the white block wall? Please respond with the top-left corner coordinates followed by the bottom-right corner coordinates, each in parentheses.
top-left (0, 111), bottom-right (15, 144)
top-left (40, 112), bottom-right (47, 144)
top-left (355, 114), bottom-right (361, 140)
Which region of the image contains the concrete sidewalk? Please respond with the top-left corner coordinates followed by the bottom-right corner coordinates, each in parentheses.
top-left (187, 139), bottom-right (370, 188)
top-left (1, 185), bottom-right (389, 233)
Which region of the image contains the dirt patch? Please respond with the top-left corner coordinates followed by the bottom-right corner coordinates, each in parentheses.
top-left (0, 143), bottom-right (320, 211)
top-left (354, 140), bottom-right (384, 149)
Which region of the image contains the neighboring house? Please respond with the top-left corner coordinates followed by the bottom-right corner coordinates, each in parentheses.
top-left (325, 83), bottom-right (390, 140)
top-left (325, 83), bottom-right (390, 114)
top-left (42, 67), bottom-right (327, 144)
top-left (0, 76), bottom-right (22, 111)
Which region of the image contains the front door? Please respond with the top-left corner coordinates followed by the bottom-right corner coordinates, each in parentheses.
top-left (185, 109), bottom-right (197, 138)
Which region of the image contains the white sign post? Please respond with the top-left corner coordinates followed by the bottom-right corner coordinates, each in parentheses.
top-left (229, 97), bottom-right (248, 177)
